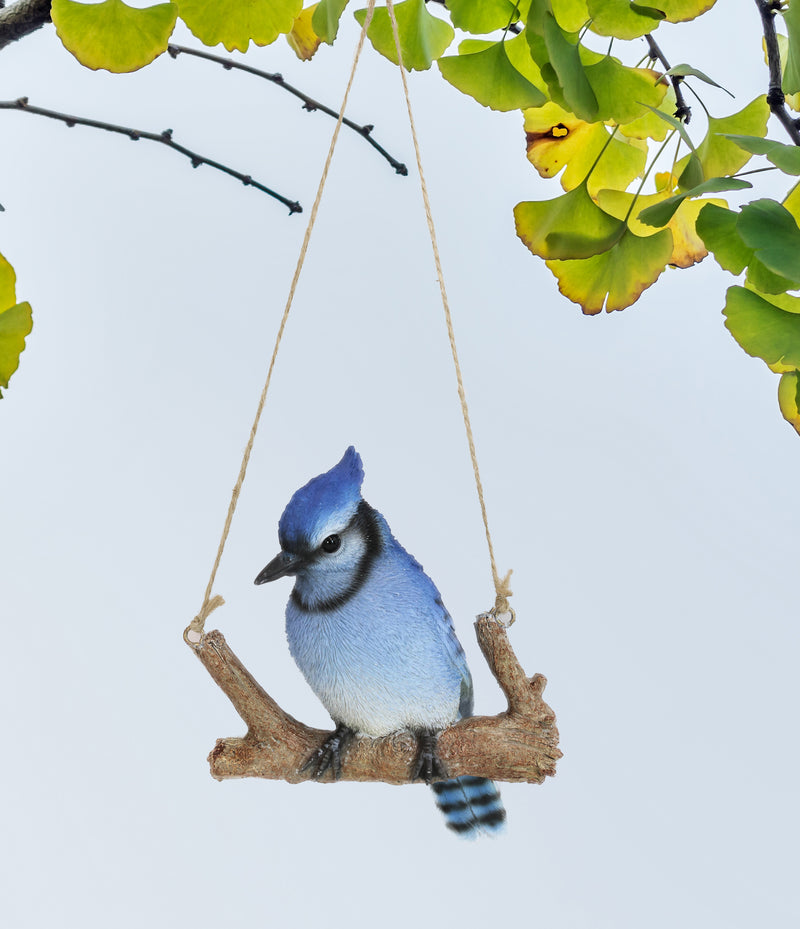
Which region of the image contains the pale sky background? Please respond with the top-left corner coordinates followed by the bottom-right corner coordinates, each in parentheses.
top-left (2, 2), bottom-right (798, 927)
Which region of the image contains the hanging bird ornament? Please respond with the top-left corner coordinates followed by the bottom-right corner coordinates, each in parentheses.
top-left (255, 447), bottom-right (506, 837)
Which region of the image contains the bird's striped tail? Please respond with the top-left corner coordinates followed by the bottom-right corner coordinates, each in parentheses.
top-left (431, 776), bottom-right (506, 837)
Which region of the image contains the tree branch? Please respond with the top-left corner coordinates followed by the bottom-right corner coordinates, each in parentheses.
top-left (0, 96), bottom-right (303, 213)
top-left (188, 615), bottom-right (561, 786)
top-left (755, 0), bottom-right (800, 145)
top-left (167, 44), bottom-right (409, 177)
top-left (0, 0), bottom-right (50, 52)
top-left (644, 33), bottom-right (692, 124)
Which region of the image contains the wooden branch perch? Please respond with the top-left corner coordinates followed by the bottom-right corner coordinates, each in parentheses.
top-left (188, 615), bottom-right (561, 786)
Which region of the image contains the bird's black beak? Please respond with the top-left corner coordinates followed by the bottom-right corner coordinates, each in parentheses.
top-left (254, 551), bottom-right (306, 585)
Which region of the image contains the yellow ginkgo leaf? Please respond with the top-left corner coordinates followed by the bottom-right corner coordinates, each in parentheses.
top-left (524, 102), bottom-right (646, 194)
top-left (286, 4), bottom-right (323, 61)
top-left (52, 0), bottom-right (177, 73)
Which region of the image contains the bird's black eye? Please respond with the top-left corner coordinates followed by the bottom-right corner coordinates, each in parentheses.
top-left (321, 534), bottom-right (341, 553)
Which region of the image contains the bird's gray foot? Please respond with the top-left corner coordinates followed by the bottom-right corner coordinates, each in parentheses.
top-left (300, 723), bottom-right (355, 780)
top-left (411, 730), bottom-right (447, 784)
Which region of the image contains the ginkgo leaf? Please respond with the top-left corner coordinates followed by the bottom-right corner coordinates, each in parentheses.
top-left (723, 285), bottom-right (800, 374)
top-left (675, 96), bottom-right (770, 181)
top-left (587, 0), bottom-right (663, 39)
top-left (778, 371), bottom-right (800, 434)
top-left (737, 199), bottom-right (800, 287)
top-left (355, 0), bottom-right (454, 71)
top-left (551, 0), bottom-right (590, 33)
top-left (662, 63), bottom-right (732, 96)
top-left (598, 179), bottom-right (727, 268)
top-left (782, 0), bottom-right (800, 95)
top-left (0, 253), bottom-right (32, 396)
top-left (545, 226), bottom-right (674, 314)
top-left (178, 0), bottom-right (302, 52)
top-left (447, 0), bottom-right (517, 33)
top-left (502, 33), bottom-right (549, 90)
top-left (524, 102), bottom-right (646, 194)
top-left (784, 179), bottom-right (800, 223)
top-left (537, 11), bottom-right (598, 121)
top-left (52, 0), bottom-right (177, 73)
top-left (636, 176), bottom-right (750, 227)
top-left (584, 57), bottom-right (668, 124)
top-left (697, 201), bottom-right (800, 292)
top-left (641, 102), bottom-right (695, 149)
top-left (514, 183), bottom-right (625, 259)
top-left (0, 251), bottom-right (14, 310)
top-left (722, 134), bottom-right (800, 175)
top-left (287, 5), bottom-right (322, 60)
top-left (745, 258), bottom-right (799, 296)
top-left (659, 0), bottom-right (717, 22)
top-left (696, 203), bottom-right (752, 274)
top-left (311, 0), bottom-right (348, 44)
top-left (618, 87), bottom-right (677, 140)
top-left (459, 33), bottom-right (549, 91)
top-left (0, 302), bottom-right (32, 394)
top-left (439, 41), bottom-right (546, 111)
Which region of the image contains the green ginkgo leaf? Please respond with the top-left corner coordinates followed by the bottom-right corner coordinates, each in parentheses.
top-left (618, 87), bottom-right (677, 141)
top-left (659, 0), bottom-right (717, 22)
top-left (722, 134), bottom-right (800, 175)
top-left (723, 285), bottom-right (800, 373)
top-left (502, 33), bottom-right (549, 90)
top-left (446, 0), bottom-right (518, 33)
top-left (678, 154), bottom-right (704, 190)
top-left (178, 0), bottom-right (302, 53)
top-left (675, 96), bottom-right (770, 180)
top-left (540, 11), bottom-right (598, 121)
top-left (584, 57), bottom-right (667, 124)
top-left (641, 102), bottom-right (695, 149)
top-left (0, 251), bottom-right (14, 310)
top-left (737, 199), bottom-right (800, 287)
top-left (663, 63), bottom-right (733, 96)
top-left (459, 34), bottom-right (548, 91)
top-left (312, 0), bottom-right (349, 44)
top-left (782, 0), bottom-right (800, 95)
top-left (551, 0), bottom-right (590, 33)
top-left (355, 0), bottom-right (454, 71)
top-left (0, 253), bottom-right (33, 396)
top-left (52, 0), bottom-right (177, 73)
top-left (438, 41), bottom-right (546, 111)
top-left (696, 203), bottom-right (752, 274)
top-left (587, 0), bottom-right (663, 40)
top-left (514, 182), bottom-right (625, 259)
top-left (778, 371), bottom-right (800, 434)
top-left (545, 226), bottom-right (673, 314)
top-left (637, 176), bottom-right (751, 228)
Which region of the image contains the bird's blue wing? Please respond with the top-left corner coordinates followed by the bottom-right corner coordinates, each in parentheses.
top-left (433, 595), bottom-right (474, 719)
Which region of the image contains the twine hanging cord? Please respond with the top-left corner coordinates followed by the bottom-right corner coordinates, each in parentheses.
top-left (185, 0), bottom-right (512, 644)
top-left (183, 1), bottom-right (377, 646)
top-left (384, 0), bottom-right (514, 625)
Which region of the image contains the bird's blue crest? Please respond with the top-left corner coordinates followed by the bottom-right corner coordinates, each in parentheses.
top-left (279, 447), bottom-right (365, 550)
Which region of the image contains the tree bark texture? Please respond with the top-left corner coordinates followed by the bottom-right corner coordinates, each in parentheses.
top-left (188, 614), bottom-right (562, 786)
top-left (0, 0), bottom-right (51, 52)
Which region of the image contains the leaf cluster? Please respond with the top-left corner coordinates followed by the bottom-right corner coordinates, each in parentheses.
top-left (2, 0), bottom-right (800, 435)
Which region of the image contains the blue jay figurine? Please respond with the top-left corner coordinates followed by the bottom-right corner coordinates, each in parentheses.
top-left (255, 447), bottom-right (506, 837)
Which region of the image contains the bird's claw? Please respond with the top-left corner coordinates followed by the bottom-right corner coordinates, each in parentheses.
top-left (411, 731), bottom-right (447, 784)
top-left (300, 723), bottom-right (355, 780)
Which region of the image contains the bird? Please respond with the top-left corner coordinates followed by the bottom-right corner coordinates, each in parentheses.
top-left (254, 446), bottom-right (506, 837)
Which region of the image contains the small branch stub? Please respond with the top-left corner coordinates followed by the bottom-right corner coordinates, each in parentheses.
top-left (188, 615), bottom-right (561, 786)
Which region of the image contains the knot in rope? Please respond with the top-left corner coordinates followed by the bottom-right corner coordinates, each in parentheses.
top-left (184, 594), bottom-right (225, 645)
top-left (493, 568), bottom-right (514, 616)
